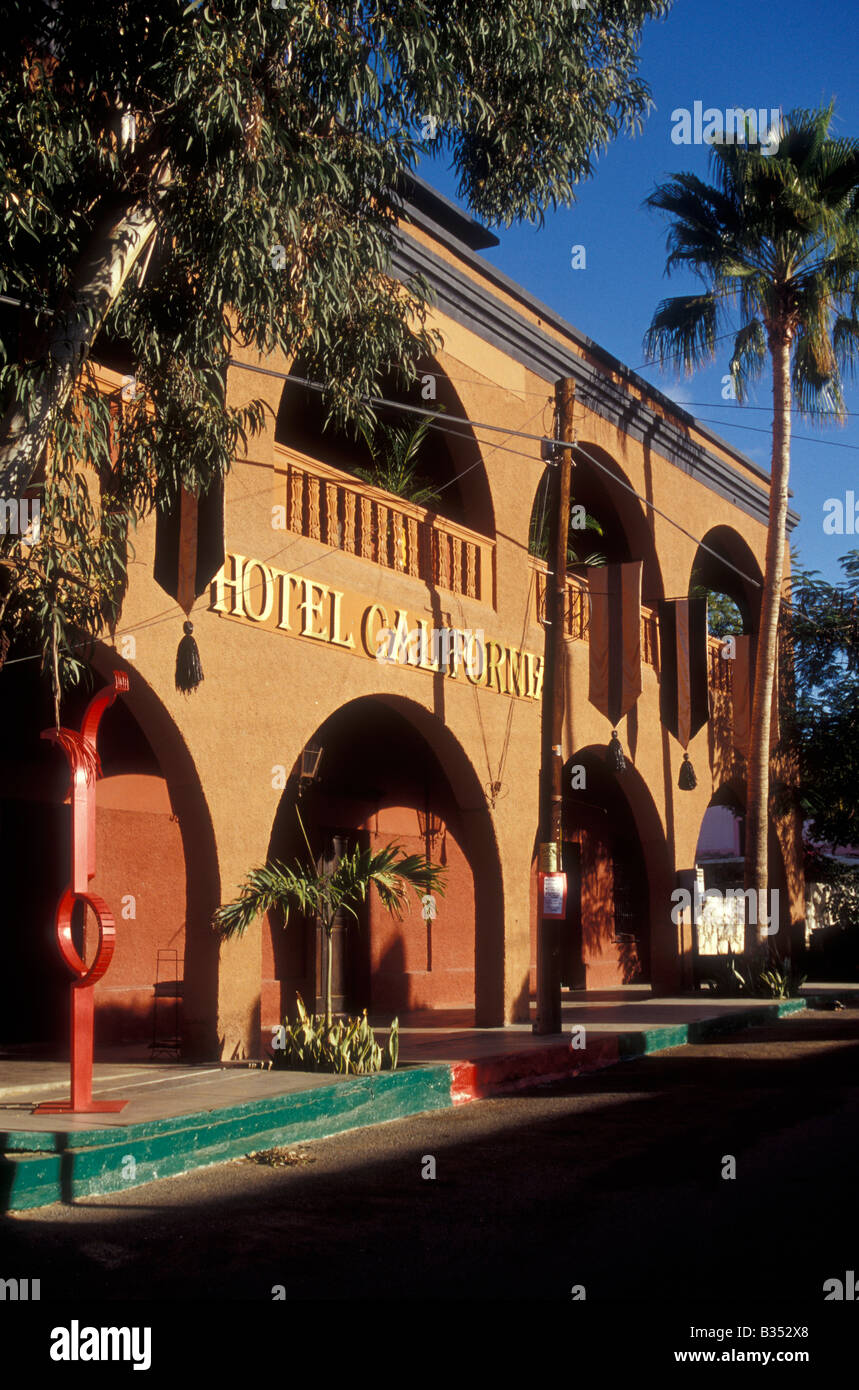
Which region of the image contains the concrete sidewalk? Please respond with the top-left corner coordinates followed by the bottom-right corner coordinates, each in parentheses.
top-left (0, 984), bottom-right (837, 1120)
top-left (0, 985), bottom-right (852, 1210)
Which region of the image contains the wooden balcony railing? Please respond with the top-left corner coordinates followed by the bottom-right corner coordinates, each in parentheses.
top-left (533, 565), bottom-right (659, 668)
top-left (708, 636), bottom-right (733, 695)
top-left (533, 562), bottom-right (733, 689)
top-left (277, 450), bottom-right (494, 605)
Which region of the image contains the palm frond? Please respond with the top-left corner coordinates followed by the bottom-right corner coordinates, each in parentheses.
top-left (642, 292), bottom-right (718, 373)
top-left (213, 860), bottom-right (321, 939)
top-left (728, 319), bottom-right (767, 402)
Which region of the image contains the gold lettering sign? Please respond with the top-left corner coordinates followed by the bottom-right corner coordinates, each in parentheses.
top-left (211, 553), bottom-right (543, 702)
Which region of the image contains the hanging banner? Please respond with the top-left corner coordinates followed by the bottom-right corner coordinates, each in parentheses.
top-left (733, 634), bottom-right (779, 756)
top-left (154, 480), bottom-right (225, 610)
top-left (588, 561), bottom-right (643, 724)
top-left (155, 480), bottom-right (226, 692)
top-left (658, 597), bottom-right (710, 746)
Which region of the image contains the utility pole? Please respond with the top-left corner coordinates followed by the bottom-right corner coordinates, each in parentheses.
top-left (534, 376), bottom-right (575, 1035)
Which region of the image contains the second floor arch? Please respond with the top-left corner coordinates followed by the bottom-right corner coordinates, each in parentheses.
top-left (689, 525), bottom-right (764, 636)
top-left (527, 442), bottom-right (664, 606)
top-left (274, 353), bottom-right (495, 539)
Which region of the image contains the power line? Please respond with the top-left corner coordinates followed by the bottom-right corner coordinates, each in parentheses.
top-left (5, 358), bottom-right (842, 670)
top-left (669, 399), bottom-right (859, 419)
top-left (229, 358), bottom-right (764, 590)
top-left (694, 416), bottom-right (859, 452)
top-left (232, 358), bottom-right (859, 629)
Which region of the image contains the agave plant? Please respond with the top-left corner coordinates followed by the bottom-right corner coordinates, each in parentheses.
top-left (213, 811), bottom-right (445, 1027)
top-left (273, 995), bottom-right (399, 1074)
top-left (729, 949), bottom-right (807, 999)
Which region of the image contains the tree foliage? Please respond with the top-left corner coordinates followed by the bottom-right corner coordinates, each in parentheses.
top-left (0, 0), bottom-right (670, 713)
top-left (643, 103), bottom-right (859, 411)
top-left (643, 102), bottom-right (859, 924)
top-left (354, 412), bottom-right (442, 506)
top-left (785, 549), bottom-right (859, 848)
top-left (689, 575), bottom-right (745, 637)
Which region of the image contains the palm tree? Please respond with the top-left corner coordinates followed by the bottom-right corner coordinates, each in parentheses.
top-left (643, 103), bottom-right (859, 949)
top-left (213, 815), bottom-right (445, 1027)
top-left (354, 413), bottom-right (443, 508)
top-left (528, 467), bottom-right (607, 568)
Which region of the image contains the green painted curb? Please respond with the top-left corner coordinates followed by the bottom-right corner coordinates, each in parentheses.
top-left (0, 997), bottom-right (813, 1211)
top-left (617, 1024), bottom-right (690, 1058)
top-left (616, 999), bottom-right (807, 1060)
top-left (0, 1065), bottom-right (451, 1211)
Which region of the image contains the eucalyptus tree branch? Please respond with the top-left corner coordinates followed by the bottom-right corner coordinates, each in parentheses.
top-left (0, 157), bottom-right (172, 501)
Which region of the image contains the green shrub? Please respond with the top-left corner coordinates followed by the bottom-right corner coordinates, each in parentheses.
top-left (725, 952), bottom-right (807, 1000)
top-left (271, 995), bottom-right (398, 1075)
top-left (700, 950), bottom-right (807, 999)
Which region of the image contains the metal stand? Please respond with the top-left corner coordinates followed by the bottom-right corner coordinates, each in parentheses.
top-left (150, 948), bottom-right (182, 1056)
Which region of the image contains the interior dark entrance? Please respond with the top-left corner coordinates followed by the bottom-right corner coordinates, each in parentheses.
top-left (561, 750), bottom-right (652, 989)
top-left (264, 697), bottom-right (478, 1025)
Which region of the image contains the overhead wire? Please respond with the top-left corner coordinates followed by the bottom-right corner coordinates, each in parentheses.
top-left (229, 359), bottom-right (765, 591)
top-left (2, 351), bottom-right (848, 667)
top-left (229, 358), bottom-right (854, 633)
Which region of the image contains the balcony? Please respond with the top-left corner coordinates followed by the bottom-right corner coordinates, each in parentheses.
top-left (275, 447), bottom-right (495, 605)
top-left (532, 561), bottom-right (732, 689)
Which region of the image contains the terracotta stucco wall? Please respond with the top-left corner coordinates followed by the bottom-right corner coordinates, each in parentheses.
top-left (67, 220), bottom-right (804, 1057)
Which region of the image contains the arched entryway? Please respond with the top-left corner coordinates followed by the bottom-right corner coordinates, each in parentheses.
top-left (261, 696), bottom-right (502, 1031)
top-left (530, 747), bottom-right (672, 994)
top-left (693, 781), bottom-right (792, 971)
top-left (0, 650), bottom-right (218, 1060)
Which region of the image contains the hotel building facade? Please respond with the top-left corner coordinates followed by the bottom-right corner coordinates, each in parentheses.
top-left (0, 178), bottom-right (804, 1061)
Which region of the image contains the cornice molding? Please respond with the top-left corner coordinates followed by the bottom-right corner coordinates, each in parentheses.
top-left (392, 232), bottom-right (800, 533)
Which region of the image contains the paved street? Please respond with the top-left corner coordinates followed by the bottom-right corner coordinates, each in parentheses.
top-left (4, 1007), bottom-right (859, 1304)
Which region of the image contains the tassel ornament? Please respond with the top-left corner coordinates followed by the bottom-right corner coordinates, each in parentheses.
top-left (176, 621), bottom-right (204, 693)
top-left (678, 752), bottom-right (697, 790)
top-left (606, 729), bottom-right (626, 773)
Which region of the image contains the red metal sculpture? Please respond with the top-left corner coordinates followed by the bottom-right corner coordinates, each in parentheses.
top-left (33, 672), bottom-right (131, 1114)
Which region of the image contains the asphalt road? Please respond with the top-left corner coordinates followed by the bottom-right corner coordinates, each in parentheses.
top-left (5, 1007), bottom-right (859, 1304)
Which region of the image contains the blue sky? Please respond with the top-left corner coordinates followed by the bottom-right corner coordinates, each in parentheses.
top-left (420, 0), bottom-right (859, 588)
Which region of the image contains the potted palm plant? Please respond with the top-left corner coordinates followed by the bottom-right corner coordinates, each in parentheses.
top-left (213, 813), bottom-right (445, 1071)
top-left (353, 413), bottom-right (443, 509)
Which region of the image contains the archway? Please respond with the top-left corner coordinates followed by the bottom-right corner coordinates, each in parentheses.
top-left (0, 649), bottom-right (219, 1060)
top-left (567, 443), bottom-right (664, 605)
top-left (689, 525), bottom-right (764, 635)
top-left (275, 354), bottom-right (495, 537)
top-left (261, 695), bottom-right (503, 1029)
top-left (529, 748), bottom-right (672, 993)
top-left (693, 781), bottom-right (791, 971)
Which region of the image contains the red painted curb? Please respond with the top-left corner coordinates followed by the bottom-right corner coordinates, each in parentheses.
top-left (450, 1033), bottom-right (621, 1103)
